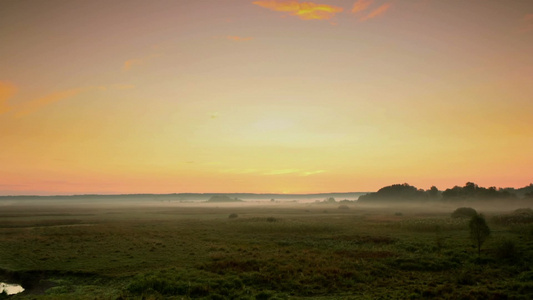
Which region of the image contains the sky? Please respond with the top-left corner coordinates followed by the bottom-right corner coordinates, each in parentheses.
top-left (1, 0), bottom-right (532, 195)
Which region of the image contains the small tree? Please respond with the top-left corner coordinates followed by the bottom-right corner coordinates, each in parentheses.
top-left (469, 214), bottom-right (490, 257)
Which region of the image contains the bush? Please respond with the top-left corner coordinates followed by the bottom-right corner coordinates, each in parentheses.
top-left (456, 269), bottom-right (478, 286)
top-left (126, 270), bottom-right (245, 298)
top-left (451, 207), bottom-right (478, 218)
top-left (255, 290), bottom-right (275, 300)
top-left (492, 208), bottom-right (533, 225)
top-left (514, 208), bottom-right (533, 214)
top-left (228, 213), bottom-right (239, 219)
top-left (324, 197), bottom-right (336, 203)
top-left (494, 239), bottom-right (521, 263)
top-left (391, 257), bottom-right (456, 271)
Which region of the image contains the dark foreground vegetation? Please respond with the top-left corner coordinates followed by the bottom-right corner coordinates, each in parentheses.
top-left (0, 201), bottom-right (532, 299)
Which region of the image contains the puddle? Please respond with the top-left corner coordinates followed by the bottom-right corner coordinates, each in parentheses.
top-left (0, 282), bottom-right (24, 295)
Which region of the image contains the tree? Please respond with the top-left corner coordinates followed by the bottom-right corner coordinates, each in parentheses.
top-left (427, 186), bottom-right (440, 199)
top-left (357, 183), bottom-right (428, 203)
top-left (469, 214), bottom-right (490, 257)
top-left (442, 182), bottom-right (517, 201)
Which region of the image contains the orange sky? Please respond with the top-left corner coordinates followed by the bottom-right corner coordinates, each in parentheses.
top-left (1, 0), bottom-right (532, 195)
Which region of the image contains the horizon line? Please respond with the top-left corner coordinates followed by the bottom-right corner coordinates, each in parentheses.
top-left (0, 191), bottom-right (369, 198)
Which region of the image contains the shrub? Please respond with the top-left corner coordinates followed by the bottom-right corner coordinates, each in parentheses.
top-left (456, 269), bottom-right (478, 286)
top-left (266, 217), bottom-right (277, 222)
top-left (324, 197), bottom-right (336, 203)
top-left (255, 291), bottom-right (275, 300)
top-left (391, 257), bottom-right (456, 271)
top-left (228, 213), bottom-right (238, 219)
top-left (492, 208), bottom-right (533, 225)
top-left (434, 225), bottom-right (445, 252)
top-left (494, 239), bottom-right (521, 263)
top-left (207, 195), bottom-right (242, 202)
top-left (514, 208), bottom-right (533, 214)
top-left (452, 207), bottom-right (478, 218)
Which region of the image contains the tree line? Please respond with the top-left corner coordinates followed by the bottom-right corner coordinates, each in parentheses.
top-left (357, 182), bottom-right (533, 203)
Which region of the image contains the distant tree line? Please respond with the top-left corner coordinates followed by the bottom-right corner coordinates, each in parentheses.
top-left (357, 182), bottom-right (532, 203)
top-left (357, 183), bottom-right (439, 203)
top-left (441, 182), bottom-right (515, 201)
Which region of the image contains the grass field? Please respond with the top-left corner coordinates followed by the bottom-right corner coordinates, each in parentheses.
top-left (0, 200), bottom-right (532, 299)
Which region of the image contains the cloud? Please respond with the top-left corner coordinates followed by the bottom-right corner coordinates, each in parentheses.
top-left (15, 88), bottom-right (85, 117)
top-left (221, 168), bottom-right (325, 176)
top-left (112, 84), bottom-right (136, 90)
top-left (351, 0), bottom-right (374, 14)
top-left (222, 168), bottom-right (261, 174)
top-left (12, 84), bottom-right (134, 117)
top-left (122, 53), bottom-right (160, 71)
top-left (359, 2), bottom-right (391, 22)
top-left (263, 169), bottom-right (301, 175)
top-left (253, 0), bottom-right (343, 20)
top-left (123, 58), bottom-right (144, 71)
top-left (263, 169), bottom-right (325, 176)
top-left (227, 36), bottom-right (254, 42)
top-left (0, 81), bottom-right (17, 115)
top-left (519, 14), bottom-right (533, 33)
top-left (300, 170), bottom-right (325, 176)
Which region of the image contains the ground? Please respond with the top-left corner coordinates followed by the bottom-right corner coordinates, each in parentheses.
top-left (0, 199), bottom-right (532, 299)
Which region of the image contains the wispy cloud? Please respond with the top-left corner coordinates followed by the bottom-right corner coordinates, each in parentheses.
top-left (264, 169), bottom-right (326, 176)
top-left (0, 81), bottom-right (17, 115)
top-left (12, 84), bottom-right (135, 117)
top-left (359, 2), bottom-right (391, 22)
top-left (123, 54), bottom-right (160, 71)
top-left (123, 58), bottom-right (144, 71)
top-left (253, 0), bottom-right (343, 20)
top-left (227, 36), bottom-right (254, 42)
top-left (300, 170), bottom-right (325, 176)
top-left (112, 84), bottom-right (136, 90)
top-left (263, 169), bottom-right (301, 175)
top-left (222, 168), bottom-right (261, 174)
top-left (519, 14), bottom-right (533, 33)
top-left (222, 168), bottom-right (326, 176)
top-left (351, 0), bottom-right (374, 14)
top-left (15, 88), bottom-right (85, 117)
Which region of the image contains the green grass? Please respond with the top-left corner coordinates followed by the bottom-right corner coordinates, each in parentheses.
top-left (0, 202), bottom-right (532, 299)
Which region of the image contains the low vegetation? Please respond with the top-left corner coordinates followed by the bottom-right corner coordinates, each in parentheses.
top-left (207, 195), bottom-right (242, 202)
top-left (452, 207), bottom-right (478, 218)
top-left (493, 208), bottom-right (533, 225)
top-left (0, 201), bottom-right (532, 299)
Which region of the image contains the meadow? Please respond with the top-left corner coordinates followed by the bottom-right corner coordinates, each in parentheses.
top-left (0, 199), bottom-right (532, 299)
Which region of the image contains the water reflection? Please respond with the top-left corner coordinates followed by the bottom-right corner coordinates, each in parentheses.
top-left (0, 282), bottom-right (24, 295)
